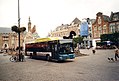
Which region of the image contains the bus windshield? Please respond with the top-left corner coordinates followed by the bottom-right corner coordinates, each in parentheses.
top-left (59, 43), bottom-right (74, 54)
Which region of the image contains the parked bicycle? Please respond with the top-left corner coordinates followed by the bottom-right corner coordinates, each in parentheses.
top-left (9, 55), bottom-right (18, 62)
top-left (9, 54), bottom-right (26, 62)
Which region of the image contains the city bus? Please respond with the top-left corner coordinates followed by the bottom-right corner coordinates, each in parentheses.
top-left (25, 37), bottom-right (75, 61)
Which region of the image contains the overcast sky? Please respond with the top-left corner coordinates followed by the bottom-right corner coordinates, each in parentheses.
top-left (0, 0), bottom-right (119, 37)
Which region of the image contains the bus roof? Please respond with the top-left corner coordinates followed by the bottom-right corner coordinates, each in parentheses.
top-left (25, 37), bottom-right (73, 44)
top-left (35, 37), bottom-right (63, 43)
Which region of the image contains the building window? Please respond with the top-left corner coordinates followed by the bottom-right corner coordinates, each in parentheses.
top-left (98, 17), bottom-right (101, 24)
top-left (118, 25), bottom-right (119, 32)
top-left (94, 26), bottom-right (97, 31)
top-left (94, 32), bottom-right (98, 38)
top-left (98, 26), bottom-right (102, 35)
top-left (110, 23), bottom-right (116, 33)
top-left (103, 29), bottom-right (106, 34)
top-left (103, 25), bottom-right (107, 29)
top-left (98, 26), bottom-right (101, 31)
top-left (2, 36), bottom-right (9, 41)
top-left (112, 26), bottom-right (115, 33)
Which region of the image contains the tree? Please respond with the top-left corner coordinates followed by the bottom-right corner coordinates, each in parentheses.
top-left (113, 32), bottom-right (119, 47)
top-left (73, 36), bottom-right (83, 48)
top-left (100, 32), bottom-right (119, 47)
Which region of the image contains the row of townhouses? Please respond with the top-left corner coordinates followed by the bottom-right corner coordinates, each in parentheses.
top-left (48, 12), bottom-right (119, 48)
top-left (0, 12), bottom-right (119, 50)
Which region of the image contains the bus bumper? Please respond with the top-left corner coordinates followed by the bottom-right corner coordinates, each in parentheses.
top-left (59, 54), bottom-right (75, 61)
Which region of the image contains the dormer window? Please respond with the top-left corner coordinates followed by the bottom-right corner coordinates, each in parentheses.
top-left (113, 15), bottom-right (118, 21)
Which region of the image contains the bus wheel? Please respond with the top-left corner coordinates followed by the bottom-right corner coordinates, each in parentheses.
top-left (46, 54), bottom-right (51, 61)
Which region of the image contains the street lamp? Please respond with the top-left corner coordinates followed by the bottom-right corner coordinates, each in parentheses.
top-left (11, 0), bottom-right (26, 61)
top-left (11, 26), bottom-right (26, 61)
top-left (18, 0), bottom-right (20, 61)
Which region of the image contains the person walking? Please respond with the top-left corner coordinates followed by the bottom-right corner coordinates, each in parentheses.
top-left (114, 47), bottom-right (119, 61)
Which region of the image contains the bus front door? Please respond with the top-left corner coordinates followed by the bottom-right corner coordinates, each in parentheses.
top-left (51, 44), bottom-right (58, 59)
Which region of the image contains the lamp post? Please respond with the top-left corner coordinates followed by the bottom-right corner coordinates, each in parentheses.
top-left (18, 0), bottom-right (21, 61)
top-left (11, 0), bottom-right (26, 61)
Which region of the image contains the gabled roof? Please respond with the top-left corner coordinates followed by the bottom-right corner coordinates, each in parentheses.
top-left (103, 15), bottom-right (110, 22)
top-left (71, 17), bottom-right (81, 24)
top-left (0, 27), bottom-right (12, 33)
top-left (110, 12), bottom-right (119, 21)
top-left (90, 19), bottom-right (96, 24)
top-left (93, 12), bottom-right (110, 25)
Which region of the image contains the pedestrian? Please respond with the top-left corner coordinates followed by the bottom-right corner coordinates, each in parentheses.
top-left (87, 45), bottom-right (90, 50)
top-left (21, 53), bottom-right (25, 62)
top-left (30, 53), bottom-right (32, 58)
top-left (114, 47), bottom-right (119, 61)
top-left (92, 46), bottom-right (96, 54)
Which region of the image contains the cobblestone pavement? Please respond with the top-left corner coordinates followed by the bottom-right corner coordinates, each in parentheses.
top-left (0, 49), bottom-right (119, 81)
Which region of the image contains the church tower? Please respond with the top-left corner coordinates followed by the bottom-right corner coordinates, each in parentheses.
top-left (28, 16), bottom-right (31, 32)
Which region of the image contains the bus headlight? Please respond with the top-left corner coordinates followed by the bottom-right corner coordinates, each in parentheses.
top-left (59, 57), bottom-right (63, 60)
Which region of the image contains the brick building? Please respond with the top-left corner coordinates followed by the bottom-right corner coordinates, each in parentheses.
top-left (92, 12), bottom-right (110, 47)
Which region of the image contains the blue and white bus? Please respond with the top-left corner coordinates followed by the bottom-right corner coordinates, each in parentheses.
top-left (25, 37), bottom-right (75, 61)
